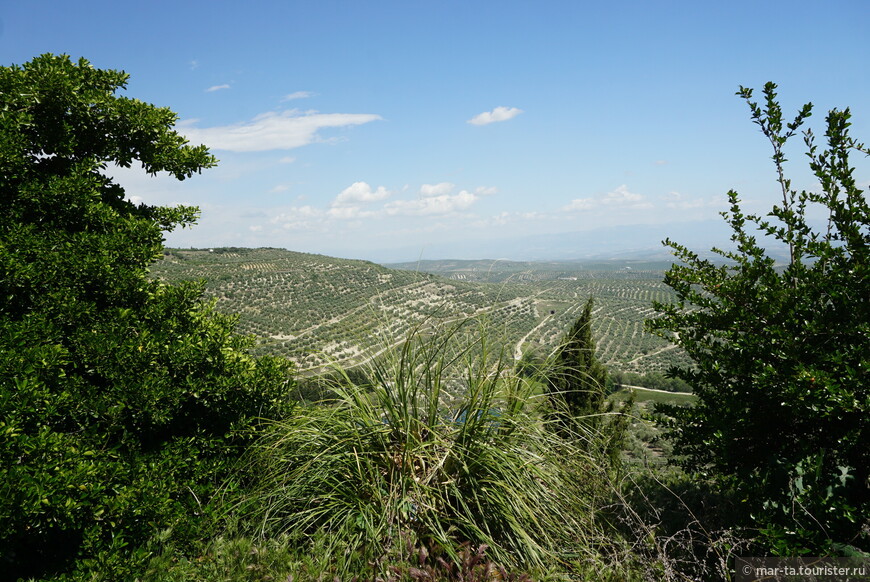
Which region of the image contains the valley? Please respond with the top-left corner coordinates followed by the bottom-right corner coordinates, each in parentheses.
top-left (151, 247), bottom-right (690, 375)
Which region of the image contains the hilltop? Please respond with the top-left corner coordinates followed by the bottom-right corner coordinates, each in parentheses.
top-left (151, 247), bottom-right (689, 375)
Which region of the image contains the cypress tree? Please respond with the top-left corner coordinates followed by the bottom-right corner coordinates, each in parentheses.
top-left (548, 297), bottom-right (607, 423)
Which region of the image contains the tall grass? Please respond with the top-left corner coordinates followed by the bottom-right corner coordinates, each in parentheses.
top-left (234, 317), bottom-right (618, 575)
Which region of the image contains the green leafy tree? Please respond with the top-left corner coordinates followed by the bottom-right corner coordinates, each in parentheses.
top-left (647, 83), bottom-right (869, 553)
top-left (0, 54), bottom-right (293, 579)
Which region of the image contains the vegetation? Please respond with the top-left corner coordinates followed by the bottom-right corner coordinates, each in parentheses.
top-left (0, 54), bottom-right (292, 579)
top-left (3, 52), bottom-right (867, 581)
top-left (546, 298), bottom-right (608, 421)
top-left (152, 248), bottom-right (693, 376)
top-left (647, 83), bottom-right (870, 555)
top-left (611, 370), bottom-right (693, 393)
top-left (236, 319), bottom-right (625, 577)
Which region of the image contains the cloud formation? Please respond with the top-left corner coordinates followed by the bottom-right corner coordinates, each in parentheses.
top-left (178, 109), bottom-right (382, 152)
top-left (333, 182), bottom-right (391, 206)
top-left (255, 181), bottom-right (489, 234)
top-left (420, 182), bottom-right (455, 197)
top-left (385, 190), bottom-right (477, 216)
top-left (271, 206), bottom-right (323, 230)
top-left (664, 191), bottom-right (724, 210)
top-left (601, 184), bottom-right (647, 206)
top-left (327, 182), bottom-right (391, 220)
top-left (205, 84), bottom-right (231, 92)
top-left (283, 91), bottom-right (316, 101)
top-left (563, 197), bottom-right (596, 211)
top-left (563, 185), bottom-right (652, 212)
top-left (468, 106), bottom-right (523, 125)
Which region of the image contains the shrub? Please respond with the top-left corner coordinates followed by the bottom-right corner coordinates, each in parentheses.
top-left (647, 83), bottom-right (870, 554)
top-left (0, 54), bottom-right (293, 579)
top-left (237, 319), bottom-right (613, 576)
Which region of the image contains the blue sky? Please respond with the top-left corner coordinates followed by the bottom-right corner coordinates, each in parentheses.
top-left (4, 0), bottom-right (869, 261)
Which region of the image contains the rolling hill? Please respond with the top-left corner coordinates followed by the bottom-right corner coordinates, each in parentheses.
top-left (150, 248), bottom-right (690, 375)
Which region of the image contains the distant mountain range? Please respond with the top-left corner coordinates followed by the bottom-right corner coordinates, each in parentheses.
top-left (363, 219), bottom-right (790, 263)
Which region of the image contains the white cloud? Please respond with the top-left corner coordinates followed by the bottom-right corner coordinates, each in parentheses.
top-left (667, 198), bottom-right (705, 210)
top-left (475, 186), bottom-right (498, 196)
top-left (563, 197), bottom-right (596, 211)
top-left (600, 185), bottom-right (652, 209)
top-left (268, 184), bottom-right (290, 194)
top-left (327, 206), bottom-right (376, 220)
top-left (178, 109), bottom-right (382, 152)
top-left (283, 91), bottom-right (316, 101)
top-left (278, 156), bottom-right (296, 164)
top-left (420, 182), bottom-right (455, 197)
top-left (563, 185), bottom-right (653, 212)
top-left (602, 184), bottom-right (644, 204)
top-left (468, 106), bottom-right (523, 126)
top-left (472, 210), bottom-right (544, 228)
top-left (333, 182), bottom-right (391, 206)
top-left (205, 84), bottom-right (231, 92)
top-left (271, 206), bottom-right (322, 222)
top-left (327, 206), bottom-right (357, 219)
top-left (270, 206), bottom-right (325, 230)
top-left (385, 190), bottom-right (477, 216)
top-left (665, 192), bottom-right (724, 210)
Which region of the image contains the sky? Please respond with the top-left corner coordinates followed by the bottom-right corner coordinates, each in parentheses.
top-left (4, 0), bottom-right (869, 262)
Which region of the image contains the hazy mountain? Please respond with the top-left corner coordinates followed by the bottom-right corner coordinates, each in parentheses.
top-left (364, 219), bottom-right (795, 264)
top-left (361, 220), bottom-right (735, 263)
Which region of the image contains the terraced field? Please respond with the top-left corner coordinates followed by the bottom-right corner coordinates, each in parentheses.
top-left (151, 248), bottom-right (691, 374)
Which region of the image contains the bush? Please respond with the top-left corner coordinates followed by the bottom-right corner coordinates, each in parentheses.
top-left (0, 54), bottom-right (293, 579)
top-left (647, 83), bottom-right (870, 554)
top-left (237, 319), bottom-right (616, 576)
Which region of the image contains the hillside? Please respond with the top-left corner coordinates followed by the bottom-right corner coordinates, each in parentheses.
top-left (151, 248), bottom-right (690, 374)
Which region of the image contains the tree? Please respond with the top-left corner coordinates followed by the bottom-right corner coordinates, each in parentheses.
top-left (546, 298), bottom-right (631, 466)
top-left (647, 83), bottom-right (869, 553)
top-left (0, 55), bottom-right (293, 579)
top-left (547, 298), bottom-right (608, 421)
top-left (546, 298), bottom-right (615, 450)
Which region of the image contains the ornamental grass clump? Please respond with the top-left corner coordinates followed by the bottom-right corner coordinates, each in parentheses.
top-left (237, 318), bottom-right (613, 573)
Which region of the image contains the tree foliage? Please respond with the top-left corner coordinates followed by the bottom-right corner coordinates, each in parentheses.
top-left (547, 298), bottom-right (608, 422)
top-left (0, 54), bottom-right (293, 579)
top-left (647, 83), bottom-right (870, 553)
top-left (546, 298), bottom-right (632, 466)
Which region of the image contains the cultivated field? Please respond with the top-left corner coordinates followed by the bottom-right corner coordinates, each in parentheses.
top-left (151, 248), bottom-right (691, 375)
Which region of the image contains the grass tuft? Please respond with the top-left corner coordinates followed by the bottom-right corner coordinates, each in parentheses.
top-left (235, 317), bottom-right (614, 575)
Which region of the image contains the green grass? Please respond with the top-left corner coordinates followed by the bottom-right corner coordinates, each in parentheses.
top-left (613, 386), bottom-right (698, 407)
